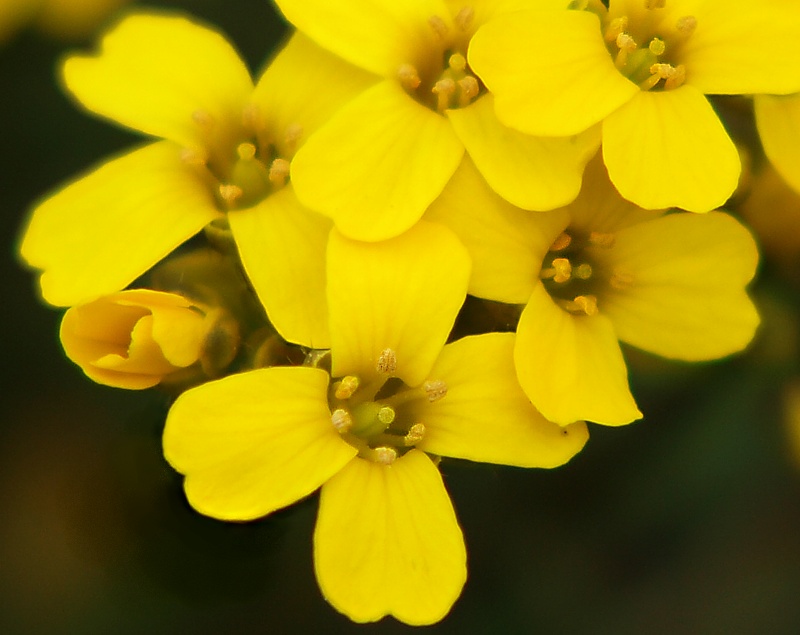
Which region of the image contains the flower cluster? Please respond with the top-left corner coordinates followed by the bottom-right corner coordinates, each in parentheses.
top-left (20, 0), bottom-right (783, 625)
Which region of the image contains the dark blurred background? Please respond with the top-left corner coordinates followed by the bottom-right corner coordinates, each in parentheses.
top-left (3, 2), bottom-right (800, 633)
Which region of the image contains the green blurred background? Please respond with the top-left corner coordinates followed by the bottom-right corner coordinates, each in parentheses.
top-left (3, 1), bottom-right (800, 633)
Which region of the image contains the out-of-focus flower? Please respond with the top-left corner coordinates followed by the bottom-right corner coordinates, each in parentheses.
top-left (60, 289), bottom-right (238, 389)
top-left (0, 0), bottom-right (131, 43)
top-left (20, 13), bottom-right (373, 348)
top-left (755, 93), bottom-right (800, 196)
top-left (427, 153), bottom-right (760, 425)
top-left (469, 0), bottom-right (800, 212)
top-left (272, 0), bottom-right (597, 241)
top-left (163, 222), bottom-right (588, 624)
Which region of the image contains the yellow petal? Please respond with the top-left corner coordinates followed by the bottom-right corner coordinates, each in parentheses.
top-left (515, 285), bottom-right (642, 426)
top-left (469, 10), bottom-right (638, 136)
top-left (420, 333), bottom-right (589, 467)
top-left (426, 156), bottom-right (568, 304)
top-left (602, 211), bottom-right (760, 360)
top-left (251, 32), bottom-right (377, 156)
top-left (290, 80), bottom-right (464, 241)
top-left (164, 367), bottom-right (357, 521)
top-left (62, 12), bottom-right (252, 150)
top-left (328, 221), bottom-right (470, 387)
top-left (755, 94), bottom-right (800, 194)
top-left (446, 94), bottom-right (593, 210)
top-left (602, 87), bottom-right (740, 212)
top-left (229, 186), bottom-right (332, 349)
top-left (681, 1), bottom-right (800, 95)
top-left (272, 0), bottom-right (451, 76)
top-left (19, 141), bottom-right (220, 307)
top-left (314, 450), bottom-right (466, 625)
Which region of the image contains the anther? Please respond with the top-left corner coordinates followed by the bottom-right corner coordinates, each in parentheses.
top-left (573, 263), bottom-right (593, 280)
top-left (428, 15), bottom-right (449, 39)
top-left (268, 158), bottom-right (291, 187)
top-left (331, 408), bottom-right (353, 432)
top-left (454, 6), bottom-right (474, 31)
top-left (398, 63), bottom-right (422, 90)
top-left (589, 231), bottom-right (616, 248)
top-left (219, 184), bottom-right (244, 206)
top-left (645, 0), bottom-right (666, 8)
top-left (551, 258), bottom-right (572, 283)
top-left (604, 16), bottom-right (628, 42)
top-left (572, 295), bottom-right (599, 316)
top-left (432, 78), bottom-right (456, 112)
top-left (449, 53), bottom-right (467, 73)
top-left (676, 15), bottom-right (697, 35)
top-left (458, 76), bottom-right (480, 107)
top-left (404, 423), bottom-right (426, 446)
top-left (372, 446), bottom-right (398, 465)
top-left (241, 103), bottom-right (260, 131)
top-left (334, 375), bottom-right (360, 400)
top-left (550, 232), bottom-right (572, 251)
top-left (610, 269), bottom-right (635, 290)
top-left (423, 379), bottom-right (448, 402)
top-left (192, 109), bottom-right (215, 129)
top-left (664, 64), bottom-right (686, 89)
top-left (376, 348), bottom-right (397, 375)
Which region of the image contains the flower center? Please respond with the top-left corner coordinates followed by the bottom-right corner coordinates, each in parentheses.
top-left (184, 106), bottom-right (303, 210)
top-left (396, 5), bottom-right (485, 113)
top-left (583, 0), bottom-right (696, 91)
top-left (326, 348), bottom-right (447, 464)
top-left (540, 228), bottom-right (632, 316)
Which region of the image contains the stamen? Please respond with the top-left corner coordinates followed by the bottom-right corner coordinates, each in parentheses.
top-left (573, 263), bottom-right (593, 280)
top-left (676, 15), bottom-right (697, 35)
top-left (645, 0), bottom-right (666, 8)
top-left (604, 16), bottom-right (628, 42)
top-left (615, 33), bottom-right (638, 68)
top-left (192, 109), bottom-right (215, 129)
top-left (454, 6), bottom-right (474, 31)
top-left (268, 158), bottom-right (291, 187)
top-left (428, 15), bottom-right (449, 39)
top-left (589, 231), bottom-right (616, 248)
top-left (404, 423), bottom-right (426, 446)
top-left (372, 446), bottom-right (398, 465)
top-left (550, 232), bottom-right (572, 251)
top-left (398, 63), bottom-right (422, 90)
top-left (376, 348), bottom-right (397, 375)
top-left (219, 184), bottom-right (244, 206)
top-left (572, 295), bottom-right (599, 316)
top-left (334, 375), bottom-right (360, 400)
top-left (458, 76), bottom-right (480, 107)
top-left (664, 64), bottom-right (686, 89)
top-left (432, 78), bottom-right (456, 112)
top-left (180, 147), bottom-right (208, 166)
top-left (551, 257), bottom-right (572, 283)
top-left (331, 408), bottom-right (353, 432)
top-left (640, 63), bottom-right (678, 90)
top-left (284, 123), bottom-right (304, 151)
top-left (610, 269), bottom-right (635, 290)
top-left (423, 379), bottom-right (448, 402)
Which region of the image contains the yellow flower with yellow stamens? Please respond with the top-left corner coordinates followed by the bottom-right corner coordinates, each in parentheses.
top-left (271, 0), bottom-right (597, 241)
top-left (469, 0), bottom-right (800, 212)
top-left (19, 13), bottom-right (373, 349)
top-left (426, 153), bottom-right (760, 425)
top-left (163, 221), bottom-right (588, 624)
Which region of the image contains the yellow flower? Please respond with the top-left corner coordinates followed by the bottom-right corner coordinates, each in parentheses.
top-left (272, 0), bottom-right (597, 241)
top-left (19, 13), bottom-right (372, 349)
top-left (755, 93), bottom-right (800, 195)
top-left (0, 0), bottom-right (130, 43)
top-left (469, 0), bottom-right (800, 212)
top-left (163, 222), bottom-right (588, 624)
top-left (60, 289), bottom-right (235, 390)
top-left (426, 153), bottom-right (760, 425)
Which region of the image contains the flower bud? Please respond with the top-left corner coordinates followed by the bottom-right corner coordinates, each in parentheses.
top-left (60, 289), bottom-right (215, 389)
